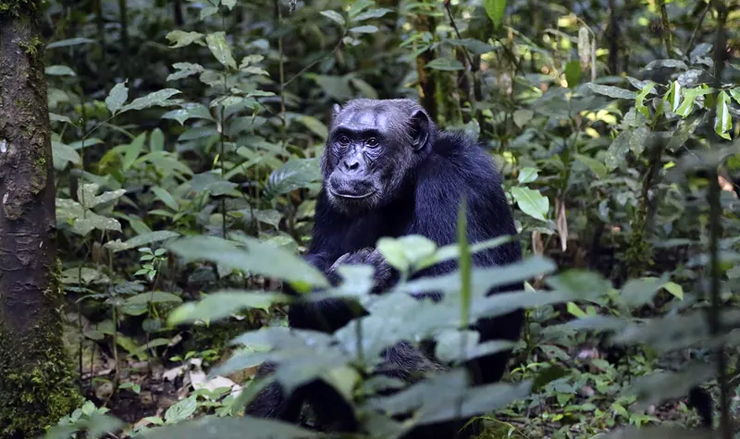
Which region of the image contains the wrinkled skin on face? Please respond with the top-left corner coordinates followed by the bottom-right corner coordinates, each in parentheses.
top-left (321, 99), bottom-right (433, 213)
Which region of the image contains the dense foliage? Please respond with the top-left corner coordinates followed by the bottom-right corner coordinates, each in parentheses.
top-left (11, 0), bottom-right (740, 438)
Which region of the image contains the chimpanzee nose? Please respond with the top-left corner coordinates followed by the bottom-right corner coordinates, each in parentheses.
top-left (343, 158), bottom-right (360, 172)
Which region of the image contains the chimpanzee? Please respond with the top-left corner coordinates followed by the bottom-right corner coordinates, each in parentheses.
top-left (245, 98), bottom-right (523, 438)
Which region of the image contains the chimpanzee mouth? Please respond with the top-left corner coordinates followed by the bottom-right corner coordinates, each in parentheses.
top-left (328, 188), bottom-right (376, 199)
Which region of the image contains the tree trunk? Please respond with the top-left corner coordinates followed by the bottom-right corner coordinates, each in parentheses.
top-left (0, 4), bottom-right (80, 438)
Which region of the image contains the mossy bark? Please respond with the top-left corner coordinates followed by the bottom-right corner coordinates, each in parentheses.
top-left (0, 5), bottom-right (80, 438)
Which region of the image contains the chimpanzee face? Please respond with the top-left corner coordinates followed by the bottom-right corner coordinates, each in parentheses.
top-left (322, 99), bottom-right (432, 213)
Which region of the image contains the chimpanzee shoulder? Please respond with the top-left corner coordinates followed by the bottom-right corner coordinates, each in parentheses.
top-left (411, 130), bottom-right (519, 267)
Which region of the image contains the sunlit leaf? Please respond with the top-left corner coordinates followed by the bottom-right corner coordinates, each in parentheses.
top-left (168, 235), bottom-right (329, 289)
top-left (511, 187), bottom-right (549, 221)
top-left (166, 30), bottom-right (205, 48)
top-left (105, 82), bottom-right (129, 115)
top-left (425, 58), bottom-right (464, 71)
top-left (714, 90), bottom-right (732, 140)
top-left (587, 83), bottom-right (637, 100)
top-left (126, 292), bottom-right (183, 306)
top-left (45, 65), bottom-right (76, 76)
top-left (564, 60), bottom-right (581, 88)
top-left (120, 89), bottom-right (182, 113)
top-left (483, 0), bottom-right (507, 29)
top-left (168, 290), bottom-right (290, 325)
top-left (46, 37), bottom-right (95, 49)
top-left (206, 32), bottom-right (237, 70)
top-left (105, 230), bottom-right (180, 252)
top-left (320, 10), bottom-right (345, 26)
top-left (349, 25), bottom-right (378, 34)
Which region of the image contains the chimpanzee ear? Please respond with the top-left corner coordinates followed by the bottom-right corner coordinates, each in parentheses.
top-left (332, 103), bottom-right (342, 121)
top-left (409, 109), bottom-right (431, 151)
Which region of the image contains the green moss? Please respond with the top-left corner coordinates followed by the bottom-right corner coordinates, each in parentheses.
top-left (0, 262), bottom-right (81, 439)
top-left (19, 35), bottom-right (43, 55)
top-left (0, 0), bottom-right (47, 17)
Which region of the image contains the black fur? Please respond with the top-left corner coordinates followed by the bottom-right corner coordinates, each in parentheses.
top-left (245, 99), bottom-right (523, 438)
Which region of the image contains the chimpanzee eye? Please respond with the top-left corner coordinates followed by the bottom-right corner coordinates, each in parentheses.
top-left (337, 135), bottom-right (350, 146)
top-left (366, 137), bottom-right (379, 148)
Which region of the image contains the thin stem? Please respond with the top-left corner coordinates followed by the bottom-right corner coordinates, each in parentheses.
top-left (283, 29), bottom-right (347, 88)
top-left (657, 0), bottom-right (672, 56)
top-left (709, 3), bottom-right (730, 436)
top-left (708, 167), bottom-right (730, 439)
top-left (276, 0), bottom-right (286, 133)
top-left (686, 2), bottom-right (711, 58)
top-left (220, 12), bottom-right (227, 239)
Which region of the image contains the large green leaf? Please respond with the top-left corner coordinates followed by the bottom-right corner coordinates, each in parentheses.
top-left (714, 90), bottom-right (732, 140)
top-left (120, 89), bottom-right (182, 113)
top-left (483, 0), bottom-right (507, 29)
top-left (264, 158), bottom-right (322, 197)
top-left (168, 290), bottom-right (290, 325)
top-left (168, 235), bottom-right (329, 289)
top-left (205, 32), bottom-right (237, 70)
top-left (105, 82), bottom-right (129, 114)
top-left (141, 415), bottom-right (324, 439)
top-left (511, 186), bottom-right (549, 221)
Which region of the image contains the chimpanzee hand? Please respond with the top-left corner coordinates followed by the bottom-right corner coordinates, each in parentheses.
top-left (327, 247), bottom-right (393, 293)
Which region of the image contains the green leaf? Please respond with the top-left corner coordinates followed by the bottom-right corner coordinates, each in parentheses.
top-left (168, 236), bottom-right (329, 289)
top-left (425, 58), bottom-right (465, 71)
top-left (483, 0), bottom-right (507, 29)
top-left (662, 281), bottom-right (684, 300)
top-left (49, 113), bottom-right (72, 124)
top-left (105, 82), bottom-right (129, 115)
top-left (511, 187), bottom-right (549, 221)
top-left (513, 109), bottom-right (533, 128)
top-left (105, 230), bottom-right (180, 253)
top-left (122, 132), bottom-right (145, 171)
top-left (644, 59), bottom-right (688, 71)
top-left (119, 89), bottom-right (181, 113)
top-left (348, 25), bottom-right (379, 34)
top-left (635, 82), bottom-right (656, 118)
top-left (566, 302), bottom-right (586, 317)
top-left (264, 159), bottom-right (322, 197)
top-left (605, 131), bottom-right (631, 171)
top-left (167, 62), bottom-right (204, 81)
top-left (564, 60), bottom-right (581, 89)
top-left (150, 128), bottom-right (165, 152)
top-left (320, 10), bottom-right (345, 26)
top-left (517, 167), bottom-right (538, 184)
top-left (165, 30), bottom-right (205, 49)
top-left (164, 396), bottom-right (198, 424)
top-left (45, 65), bottom-right (76, 76)
top-left (143, 413), bottom-right (325, 439)
top-left (152, 186), bottom-right (179, 212)
top-left (222, 0), bottom-right (236, 10)
top-left (587, 83), bottom-right (637, 100)
top-left (620, 276), bottom-right (665, 307)
top-left (51, 141), bottom-right (82, 170)
top-left (730, 87), bottom-right (740, 105)
top-left (46, 37), bottom-right (95, 49)
top-left (73, 213), bottom-right (122, 235)
top-left (354, 8), bottom-right (392, 21)
top-left (299, 116), bottom-right (329, 140)
top-left (574, 153), bottom-right (607, 179)
top-left (445, 38), bottom-right (494, 55)
top-left (348, 0), bottom-right (374, 18)
top-left (206, 32), bottom-right (237, 70)
top-left (168, 290), bottom-right (290, 325)
top-left (162, 103), bottom-right (214, 125)
top-left (126, 292), bottom-right (183, 306)
top-left (714, 90), bottom-right (732, 140)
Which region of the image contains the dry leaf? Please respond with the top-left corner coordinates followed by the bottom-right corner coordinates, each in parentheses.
top-left (555, 198), bottom-right (568, 251)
